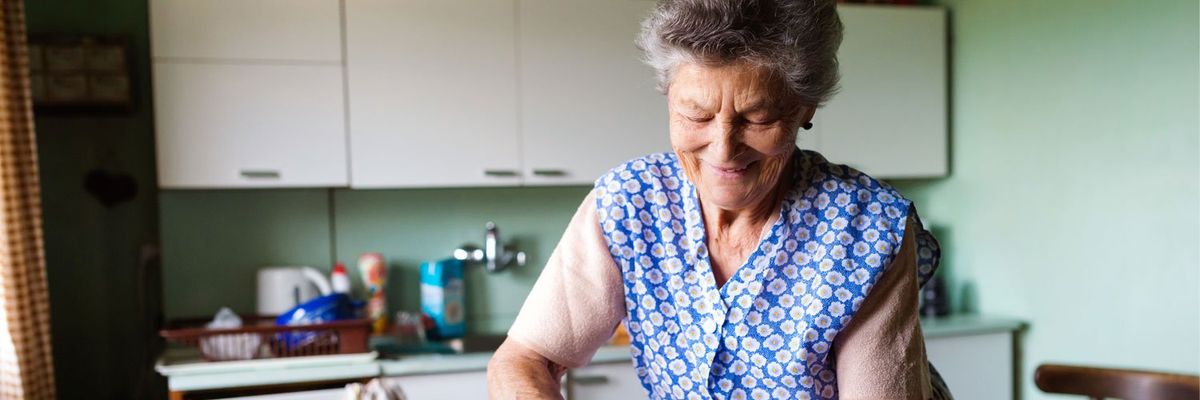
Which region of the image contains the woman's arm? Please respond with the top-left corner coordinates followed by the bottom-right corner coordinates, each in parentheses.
top-left (487, 339), bottom-right (568, 399)
top-left (488, 190), bottom-right (626, 398)
top-left (833, 215), bottom-right (932, 400)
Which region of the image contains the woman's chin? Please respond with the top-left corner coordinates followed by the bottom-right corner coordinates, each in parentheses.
top-left (698, 177), bottom-right (759, 209)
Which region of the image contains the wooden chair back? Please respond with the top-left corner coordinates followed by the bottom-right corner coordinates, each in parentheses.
top-left (1034, 363), bottom-right (1200, 400)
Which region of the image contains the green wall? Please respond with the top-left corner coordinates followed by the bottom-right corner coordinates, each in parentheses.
top-left (160, 186), bottom-right (591, 333)
top-left (891, 0), bottom-right (1199, 398)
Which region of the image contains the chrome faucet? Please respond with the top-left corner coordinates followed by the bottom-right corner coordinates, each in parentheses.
top-left (454, 221), bottom-right (526, 273)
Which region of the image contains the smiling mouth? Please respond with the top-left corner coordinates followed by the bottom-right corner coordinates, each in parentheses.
top-left (708, 161), bottom-right (756, 178)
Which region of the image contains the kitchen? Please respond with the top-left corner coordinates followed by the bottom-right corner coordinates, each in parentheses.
top-left (3, 0), bottom-right (1196, 399)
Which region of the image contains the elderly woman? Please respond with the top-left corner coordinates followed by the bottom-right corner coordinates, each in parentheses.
top-left (489, 0), bottom-right (950, 398)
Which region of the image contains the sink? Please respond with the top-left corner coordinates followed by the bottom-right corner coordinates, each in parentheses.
top-left (445, 334), bottom-right (508, 354)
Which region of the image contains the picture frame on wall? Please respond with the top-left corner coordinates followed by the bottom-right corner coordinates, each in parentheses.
top-left (29, 34), bottom-right (133, 112)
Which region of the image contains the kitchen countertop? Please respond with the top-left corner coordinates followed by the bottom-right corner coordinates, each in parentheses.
top-left (921, 314), bottom-right (1025, 338)
top-left (156, 351), bottom-right (381, 392)
top-left (158, 314), bottom-right (1025, 392)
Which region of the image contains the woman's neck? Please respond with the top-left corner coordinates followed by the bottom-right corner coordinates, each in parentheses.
top-left (702, 158), bottom-right (794, 234)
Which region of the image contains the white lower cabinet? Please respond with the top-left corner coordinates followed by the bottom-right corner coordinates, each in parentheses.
top-left (386, 371), bottom-right (490, 399)
top-left (217, 328), bottom-right (1014, 399)
top-left (561, 329), bottom-right (1016, 399)
top-left (568, 362), bottom-right (647, 399)
top-left (925, 332), bottom-right (1014, 400)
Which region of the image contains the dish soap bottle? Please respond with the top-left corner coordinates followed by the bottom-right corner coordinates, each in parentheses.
top-left (331, 262), bottom-right (351, 294)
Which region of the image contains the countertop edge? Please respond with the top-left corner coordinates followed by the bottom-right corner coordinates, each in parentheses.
top-left (161, 314), bottom-right (1026, 391)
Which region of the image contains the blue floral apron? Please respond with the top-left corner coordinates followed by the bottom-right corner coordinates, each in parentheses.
top-left (594, 149), bottom-right (941, 399)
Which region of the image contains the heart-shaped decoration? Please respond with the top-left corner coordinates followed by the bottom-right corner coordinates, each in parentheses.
top-left (83, 169), bottom-right (138, 207)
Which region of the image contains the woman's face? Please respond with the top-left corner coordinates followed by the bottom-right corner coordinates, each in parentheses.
top-left (667, 62), bottom-right (814, 212)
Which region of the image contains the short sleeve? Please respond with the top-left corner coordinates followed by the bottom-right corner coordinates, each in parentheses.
top-left (833, 214), bottom-right (932, 399)
top-left (507, 190), bottom-right (627, 368)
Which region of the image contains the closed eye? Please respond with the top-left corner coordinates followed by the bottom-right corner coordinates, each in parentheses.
top-left (742, 116), bottom-right (779, 126)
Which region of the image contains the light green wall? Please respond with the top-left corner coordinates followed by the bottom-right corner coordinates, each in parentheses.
top-left (891, 0), bottom-right (1199, 398)
top-left (160, 190), bottom-right (334, 317)
top-left (161, 186), bottom-right (591, 334)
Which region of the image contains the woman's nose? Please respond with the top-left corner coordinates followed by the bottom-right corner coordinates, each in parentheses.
top-left (707, 119), bottom-right (742, 161)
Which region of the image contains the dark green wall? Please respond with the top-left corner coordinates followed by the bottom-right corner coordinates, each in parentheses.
top-left (24, 0), bottom-right (162, 398)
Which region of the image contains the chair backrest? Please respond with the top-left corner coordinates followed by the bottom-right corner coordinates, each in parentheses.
top-left (1035, 363), bottom-right (1200, 400)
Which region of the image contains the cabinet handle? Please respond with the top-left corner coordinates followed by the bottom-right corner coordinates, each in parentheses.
top-left (239, 169), bottom-right (281, 179)
top-left (573, 375), bottom-right (609, 386)
top-left (483, 169), bottom-right (518, 177)
top-left (532, 169), bottom-right (567, 177)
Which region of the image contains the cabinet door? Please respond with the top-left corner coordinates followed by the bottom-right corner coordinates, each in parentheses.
top-left (518, 0), bottom-right (669, 186)
top-left (809, 5), bottom-right (947, 178)
top-left (385, 371), bottom-right (489, 399)
top-left (154, 63), bottom-right (348, 188)
top-left (925, 332), bottom-right (1014, 400)
top-left (346, 0), bottom-right (522, 188)
top-left (570, 362), bottom-right (647, 399)
top-left (150, 0), bottom-right (342, 62)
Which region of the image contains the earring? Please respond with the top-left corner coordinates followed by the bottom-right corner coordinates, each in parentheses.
top-left (802, 122), bottom-right (813, 130)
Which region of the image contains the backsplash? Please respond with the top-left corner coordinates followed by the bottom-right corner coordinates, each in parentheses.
top-left (160, 186), bottom-right (591, 334)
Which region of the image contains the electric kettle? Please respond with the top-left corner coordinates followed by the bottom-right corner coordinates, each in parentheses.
top-left (256, 266), bottom-right (333, 316)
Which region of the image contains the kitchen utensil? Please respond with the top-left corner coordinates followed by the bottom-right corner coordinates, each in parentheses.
top-left (275, 293), bottom-right (356, 350)
top-left (257, 266), bottom-right (333, 316)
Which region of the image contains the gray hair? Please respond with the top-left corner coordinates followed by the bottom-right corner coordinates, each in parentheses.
top-left (636, 0), bottom-right (843, 105)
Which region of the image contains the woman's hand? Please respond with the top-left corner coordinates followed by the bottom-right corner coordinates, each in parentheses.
top-left (487, 338), bottom-right (569, 399)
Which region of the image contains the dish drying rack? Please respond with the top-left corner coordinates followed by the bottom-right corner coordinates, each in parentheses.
top-left (160, 315), bottom-right (371, 362)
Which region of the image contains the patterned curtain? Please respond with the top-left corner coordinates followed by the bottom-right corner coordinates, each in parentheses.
top-left (0, 0), bottom-right (55, 397)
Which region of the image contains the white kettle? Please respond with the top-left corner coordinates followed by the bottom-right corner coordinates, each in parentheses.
top-left (256, 266), bottom-right (333, 316)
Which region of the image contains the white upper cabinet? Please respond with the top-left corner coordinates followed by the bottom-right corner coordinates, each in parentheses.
top-left (346, 0), bottom-right (521, 188)
top-left (151, 0), bottom-right (348, 188)
top-left (808, 5), bottom-right (948, 178)
top-left (150, 0), bottom-right (342, 62)
top-left (152, 1), bottom-right (947, 189)
top-left (154, 63), bottom-right (347, 188)
top-left (518, 0), bottom-right (669, 186)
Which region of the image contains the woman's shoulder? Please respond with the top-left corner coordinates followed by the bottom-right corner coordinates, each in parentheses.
top-left (793, 149), bottom-right (911, 207)
top-left (593, 152), bottom-right (684, 194)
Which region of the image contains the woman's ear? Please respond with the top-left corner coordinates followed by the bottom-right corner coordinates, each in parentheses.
top-left (799, 104), bottom-right (817, 125)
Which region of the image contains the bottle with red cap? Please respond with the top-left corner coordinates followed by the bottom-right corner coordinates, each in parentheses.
top-left (331, 262), bottom-right (351, 294)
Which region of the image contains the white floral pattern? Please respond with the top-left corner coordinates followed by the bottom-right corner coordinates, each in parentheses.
top-left (595, 150), bottom-right (939, 399)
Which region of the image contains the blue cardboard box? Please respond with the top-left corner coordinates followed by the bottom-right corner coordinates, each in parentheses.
top-left (420, 258), bottom-right (465, 339)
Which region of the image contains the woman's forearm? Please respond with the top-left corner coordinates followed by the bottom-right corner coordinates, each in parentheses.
top-left (487, 339), bottom-right (568, 399)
